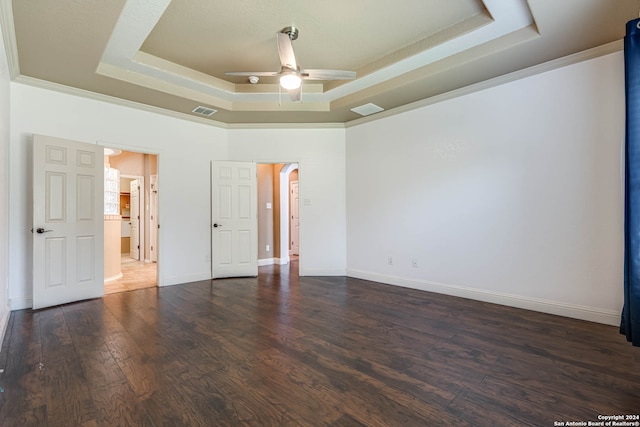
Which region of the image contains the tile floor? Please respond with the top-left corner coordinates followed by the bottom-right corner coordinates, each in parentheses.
top-left (104, 254), bottom-right (157, 295)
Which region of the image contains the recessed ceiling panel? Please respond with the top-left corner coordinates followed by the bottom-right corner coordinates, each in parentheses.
top-left (141, 0), bottom-right (487, 82)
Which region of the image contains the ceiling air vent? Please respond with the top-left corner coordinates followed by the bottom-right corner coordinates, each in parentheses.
top-left (192, 106), bottom-right (217, 116)
top-left (350, 103), bottom-right (384, 117)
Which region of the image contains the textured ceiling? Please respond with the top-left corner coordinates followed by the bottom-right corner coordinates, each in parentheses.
top-left (3, 0), bottom-right (640, 125)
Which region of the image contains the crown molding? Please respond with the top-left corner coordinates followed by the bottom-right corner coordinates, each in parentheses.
top-left (13, 75), bottom-right (348, 130)
top-left (226, 122), bottom-right (345, 130)
top-left (9, 38), bottom-right (624, 131)
top-left (0, 0), bottom-right (20, 79)
top-left (346, 39), bottom-right (624, 128)
top-left (13, 75), bottom-right (231, 129)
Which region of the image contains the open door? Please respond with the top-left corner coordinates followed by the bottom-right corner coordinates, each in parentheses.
top-left (211, 161), bottom-right (258, 278)
top-left (32, 135), bottom-right (104, 310)
top-left (150, 174), bottom-right (158, 263)
top-left (129, 179), bottom-right (140, 260)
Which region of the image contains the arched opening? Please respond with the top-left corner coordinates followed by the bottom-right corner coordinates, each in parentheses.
top-left (280, 163), bottom-right (298, 265)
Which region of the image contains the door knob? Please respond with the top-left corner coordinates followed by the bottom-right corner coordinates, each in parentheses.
top-left (213, 223), bottom-right (222, 228)
top-left (36, 227), bottom-right (52, 234)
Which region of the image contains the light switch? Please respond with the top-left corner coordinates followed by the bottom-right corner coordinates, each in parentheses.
top-left (266, 202), bottom-right (272, 209)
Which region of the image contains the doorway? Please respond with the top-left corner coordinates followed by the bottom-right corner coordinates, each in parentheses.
top-left (279, 163), bottom-right (299, 265)
top-left (256, 163), bottom-right (299, 272)
top-left (103, 148), bottom-right (158, 294)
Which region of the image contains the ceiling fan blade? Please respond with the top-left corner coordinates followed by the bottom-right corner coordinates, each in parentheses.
top-left (288, 86), bottom-right (301, 102)
top-left (225, 71), bottom-right (279, 77)
top-left (277, 32), bottom-right (297, 69)
top-left (302, 69), bottom-right (356, 80)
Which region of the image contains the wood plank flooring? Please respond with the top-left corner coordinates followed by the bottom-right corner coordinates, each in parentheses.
top-left (1, 261), bottom-right (639, 426)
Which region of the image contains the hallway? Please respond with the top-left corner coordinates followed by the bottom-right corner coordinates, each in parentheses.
top-left (104, 255), bottom-right (157, 294)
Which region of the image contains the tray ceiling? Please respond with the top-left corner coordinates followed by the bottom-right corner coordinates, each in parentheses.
top-left (3, 0), bottom-right (640, 125)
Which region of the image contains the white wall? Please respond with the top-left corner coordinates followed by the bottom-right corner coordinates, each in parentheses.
top-left (346, 52), bottom-right (625, 325)
top-left (5, 44), bottom-right (625, 328)
top-left (0, 17), bottom-right (11, 345)
top-left (228, 128), bottom-right (347, 275)
top-left (9, 84), bottom-right (228, 308)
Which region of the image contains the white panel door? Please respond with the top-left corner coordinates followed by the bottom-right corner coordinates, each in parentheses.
top-left (150, 174), bottom-right (158, 263)
top-left (129, 179), bottom-right (140, 260)
top-left (32, 135), bottom-right (104, 310)
top-left (290, 180), bottom-right (299, 256)
top-left (211, 161), bottom-right (258, 278)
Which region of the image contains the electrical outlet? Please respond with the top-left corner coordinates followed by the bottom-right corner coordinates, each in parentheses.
top-left (266, 244), bottom-right (270, 252)
top-left (412, 258), bottom-right (418, 268)
top-left (387, 256), bottom-right (393, 265)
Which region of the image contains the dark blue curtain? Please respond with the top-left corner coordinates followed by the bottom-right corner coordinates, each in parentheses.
top-left (622, 18), bottom-right (640, 346)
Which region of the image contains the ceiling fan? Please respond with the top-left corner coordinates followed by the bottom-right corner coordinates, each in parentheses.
top-left (225, 27), bottom-right (356, 101)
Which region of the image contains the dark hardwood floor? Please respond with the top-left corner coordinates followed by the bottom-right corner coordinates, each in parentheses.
top-left (0, 261), bottom-right (639, 426)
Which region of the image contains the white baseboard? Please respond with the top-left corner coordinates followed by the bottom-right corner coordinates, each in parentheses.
top-left (0, 305), bottom-right (10, 351)
top-left (300, 269), bottom-right (347, 277)
top-left (346, 269), bottom-right (621, 326)
top-left (10, 297), bottom-right (32, 310)
top-left (258, 258), bottom-right (289, 266)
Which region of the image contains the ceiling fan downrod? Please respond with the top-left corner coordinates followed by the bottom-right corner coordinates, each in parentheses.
top-left (280, 26), bottom-right (299, 41)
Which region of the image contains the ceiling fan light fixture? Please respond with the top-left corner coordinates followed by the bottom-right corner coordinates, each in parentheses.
top-left (280, 71), bottom-right (301, 90)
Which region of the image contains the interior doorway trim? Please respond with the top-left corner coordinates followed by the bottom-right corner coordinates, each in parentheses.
top-left (280, 163), bottom-right (298, 264)
top-left (99, 142), bottom-right (162, 285)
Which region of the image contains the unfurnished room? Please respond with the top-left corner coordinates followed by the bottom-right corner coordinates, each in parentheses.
top-left (0, 1), bottom-right (639, 426)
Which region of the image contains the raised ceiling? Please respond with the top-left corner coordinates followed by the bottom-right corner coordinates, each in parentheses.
top-left (2, 0), bottom-right (639, 125)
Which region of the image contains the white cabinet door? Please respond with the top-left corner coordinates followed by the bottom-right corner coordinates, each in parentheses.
top-left (32, 135), bottom-right (104, 310)
top-left (129, 179), bottom-right (140, 260)
top-left (211, 161), bottom-right (258, 278)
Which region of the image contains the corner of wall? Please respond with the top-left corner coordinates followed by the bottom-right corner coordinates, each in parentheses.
top-left (0, 305), bottom-right (9, 352)
top-left (0, 1), bottom-right (12, 352)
